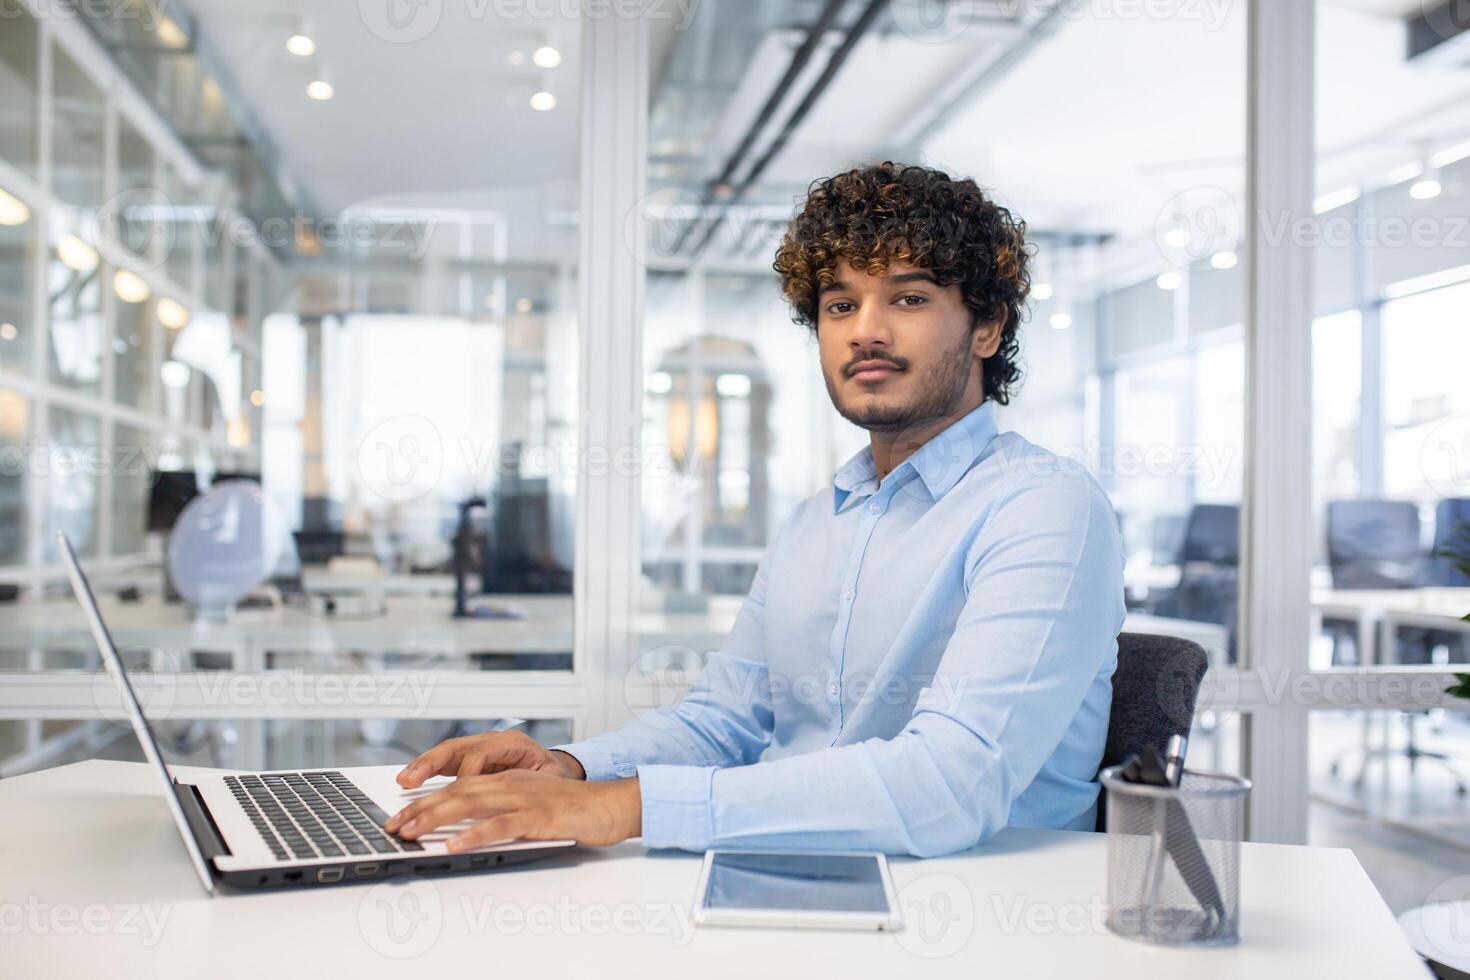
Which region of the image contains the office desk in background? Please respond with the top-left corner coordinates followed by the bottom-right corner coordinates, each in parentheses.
top-left (0, 760), bottom-right (1428, 979)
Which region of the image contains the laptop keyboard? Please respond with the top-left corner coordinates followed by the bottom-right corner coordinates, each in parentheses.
top-left (224, 771), bottom-right (425, 862)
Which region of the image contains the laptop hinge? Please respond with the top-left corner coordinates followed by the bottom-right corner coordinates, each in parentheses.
top-left (171, 779), bottom-right (232, 861)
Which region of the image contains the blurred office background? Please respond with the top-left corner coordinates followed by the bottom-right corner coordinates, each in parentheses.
top-left (0, 0), bottom-right (1467, 916)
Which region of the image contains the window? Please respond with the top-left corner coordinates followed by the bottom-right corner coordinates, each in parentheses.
top-left (50, 45), bottom-right (104, 210)
top-left (0, 0), bottom-right (38, 178)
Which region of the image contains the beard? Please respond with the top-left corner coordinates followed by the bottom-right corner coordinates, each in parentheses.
top-left (824, 331), bottom-right (976, 434)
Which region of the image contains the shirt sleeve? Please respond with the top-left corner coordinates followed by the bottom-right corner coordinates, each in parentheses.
top-left (633, 463), bottom-right (1127, 856)
top-left (549, 517), bottom-right (789, 781)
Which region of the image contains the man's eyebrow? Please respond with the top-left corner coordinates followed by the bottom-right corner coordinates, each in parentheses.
top-left (886, 271), bottom-right (940, 286)
top-left (817, 271), bottom-right (939, 295)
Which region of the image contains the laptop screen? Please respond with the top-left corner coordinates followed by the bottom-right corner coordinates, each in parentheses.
top-left (57, 532), bottom-right (217, 893)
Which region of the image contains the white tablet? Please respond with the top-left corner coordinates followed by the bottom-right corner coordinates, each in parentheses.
top-left (692, 850), bottom-right (903, 931)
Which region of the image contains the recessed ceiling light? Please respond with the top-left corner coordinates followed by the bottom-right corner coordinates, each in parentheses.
top-left (0, 187), bottom-right (29, 226)
top-left (1409, 176), bottom-right (1442, 201)
top-left (57, 234), bottom-right (98, 273)
top-left (1156, 271), bottom-right (1183, 291)
top-left (529, 91), bottom-right (556, 111)
top-left (1210, 250), bottom-right (1238, 270)
top-left (113, 269), bottom-right (152, 304)
top-left (0, 323), bottom-right (16, 342)
top-left (250, 389), bottom-right (265, 407)
top-left (307, 79), bottom-right (335, 101)
top-left (508, 50), bottom-right (526, 66)
top-left (157, 296), bottom-right (190, 330)
top-left (1164, 227), bottom-right (1190, 249)
top-left (161, 360), bottom-right (191, 388)
top-left (1049, 312), bottom-right (1073, 330)
top-left (155, 16), bottom-right (188, 49)
top-left (533, 46), bottom-right (561, 68)
top-left (287, 33), bottom-right (316, 57)
top-left (1031, 282), bottom-right (1053, 301)
top-left (514, 297), bottom-right (534, 313)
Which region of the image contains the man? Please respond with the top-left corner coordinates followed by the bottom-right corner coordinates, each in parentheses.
top-left (386, 162), bottom-right (1126, 857)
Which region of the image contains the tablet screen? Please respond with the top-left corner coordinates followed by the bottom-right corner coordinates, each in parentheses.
top-left (702, 852), bottom-right (892, 914)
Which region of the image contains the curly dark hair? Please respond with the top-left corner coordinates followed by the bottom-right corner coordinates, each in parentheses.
top-left (772, 161), bottom-right (1030, 404)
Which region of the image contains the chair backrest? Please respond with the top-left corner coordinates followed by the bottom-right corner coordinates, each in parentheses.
top-left (1426, 498), bottom-right (1470, 588)
top-left (1095, 632), bottom-right (1210, 831)
top-left (1326, 499), bottom-right (1422, 589)
top-left (1177, 503), bottom-right (1239, 566)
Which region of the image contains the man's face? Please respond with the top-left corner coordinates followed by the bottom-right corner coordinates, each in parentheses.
top-left (816, 260), bottom-right (1002, 433)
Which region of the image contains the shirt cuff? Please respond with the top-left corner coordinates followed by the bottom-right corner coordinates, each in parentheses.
top-left (548, 741), bottom-right (630, 782)
top-left (635, 764), bottom-right (715, 852)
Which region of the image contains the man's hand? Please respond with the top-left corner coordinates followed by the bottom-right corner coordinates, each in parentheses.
top-left (384, 769), bottom-right (640, 849)
top-left (396, 730), bottom-right (585, 788)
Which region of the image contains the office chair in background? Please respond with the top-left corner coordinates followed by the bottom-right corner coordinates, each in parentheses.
top-left (1096, 632), bottom-right (1210, 832)
top-left (1151, 503), bottom-right (1240, 663)
top-left (1323, 499), bottom-right (1468, 796)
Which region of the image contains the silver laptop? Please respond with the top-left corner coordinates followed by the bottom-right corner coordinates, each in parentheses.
top-left (58, 532), bottom-right (576, 893)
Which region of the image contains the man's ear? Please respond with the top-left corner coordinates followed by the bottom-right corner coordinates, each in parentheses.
top-left (971, 316), bottom-right (1003, 359)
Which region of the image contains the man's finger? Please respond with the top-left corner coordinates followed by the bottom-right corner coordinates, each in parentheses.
top-left (446, 813), bottom-right (535, 852)
top-left (456, 752), bottom-right (486, 781)
top-left (396, 739), bottom-right (469, 788)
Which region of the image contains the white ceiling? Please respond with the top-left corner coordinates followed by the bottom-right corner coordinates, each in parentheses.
top-left (183, 0), bottom-right (582, 215)
top-left (180, 0), bottom-right (1470, 265)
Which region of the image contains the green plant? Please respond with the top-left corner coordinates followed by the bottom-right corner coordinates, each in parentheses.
top-left (1442, 521), bottom-right (1470, 701)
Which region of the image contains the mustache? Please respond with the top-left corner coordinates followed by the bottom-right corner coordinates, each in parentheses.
top-left (844, 353), bottom-right (909, 376)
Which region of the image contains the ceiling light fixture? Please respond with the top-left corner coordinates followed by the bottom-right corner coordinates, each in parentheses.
top-left (307, 70), bottom-right (335, 101)
top-left (287, 33), bottom-right (316, 56)
top-left (57, 234), bottom-right (99, 273)
top-left (532, 46), bottom-right (561, 68)
top-left (1031, 282), bottom-right (1053, 302)
top-left (0, 187), bottom-right (30, 226)
top-left (113, 269), bottom-right (152, 304)
top-left (529, 91), bottom-right (556, 111)
top-left (161, 360), bottom-right (191, 388)
top-left (157, 296), bottom-right (190, 330)
top-left (1156, 271), bottom-right (1183, 291)
top-left (1210, 250), bottom-right (1238, 270)
top-left (1049, 312), bottom-right (1073, 330)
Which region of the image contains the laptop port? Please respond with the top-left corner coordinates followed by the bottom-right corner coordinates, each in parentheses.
top-left (354, 864), bottom-right (381, 877)
top-left (283, 871), bottom-right (303, 882)
top-left (469, 856), bottom-right (488, 867)
top-left (317, 868), bottom-right (344, 883)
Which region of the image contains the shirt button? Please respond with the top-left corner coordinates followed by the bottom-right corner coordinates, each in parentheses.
top-left (828, 681), bottom-right (840, 697)
top-left (867, 502), bottom-right (881, 514)
top-left (842, 589), bottom-right (854, 601)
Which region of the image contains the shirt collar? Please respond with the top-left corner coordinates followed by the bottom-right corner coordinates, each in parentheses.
top-left (832, 400), bottom-right (1000, 513)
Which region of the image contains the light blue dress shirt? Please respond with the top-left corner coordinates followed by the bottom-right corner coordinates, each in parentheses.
top-left (556, 400), bottom-right (1126, 857)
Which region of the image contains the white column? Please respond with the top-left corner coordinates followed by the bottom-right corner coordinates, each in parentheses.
top-left (574, 3), bottom-right (648, 736)
top-left (1242, 0), bottom-right (1315, 845)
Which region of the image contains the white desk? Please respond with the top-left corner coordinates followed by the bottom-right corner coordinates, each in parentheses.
top-left (1312, 587), bottom-right (1470, 666)
top-left (0, 761), bottom-right (1428, 979)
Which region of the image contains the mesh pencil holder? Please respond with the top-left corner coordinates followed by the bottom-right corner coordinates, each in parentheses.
top-left (1099, 766), bottom-right (1251, 947)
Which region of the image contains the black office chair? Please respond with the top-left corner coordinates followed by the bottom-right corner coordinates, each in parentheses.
top-left (1152, 503), bottom-right (1240, 662)
top-left (1095, 632), bottom-right (1210, 831)
top-left (1426, 498), bottom-right (1470, 588)
top-left (1324, 499), bottom-right (1468, 795)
